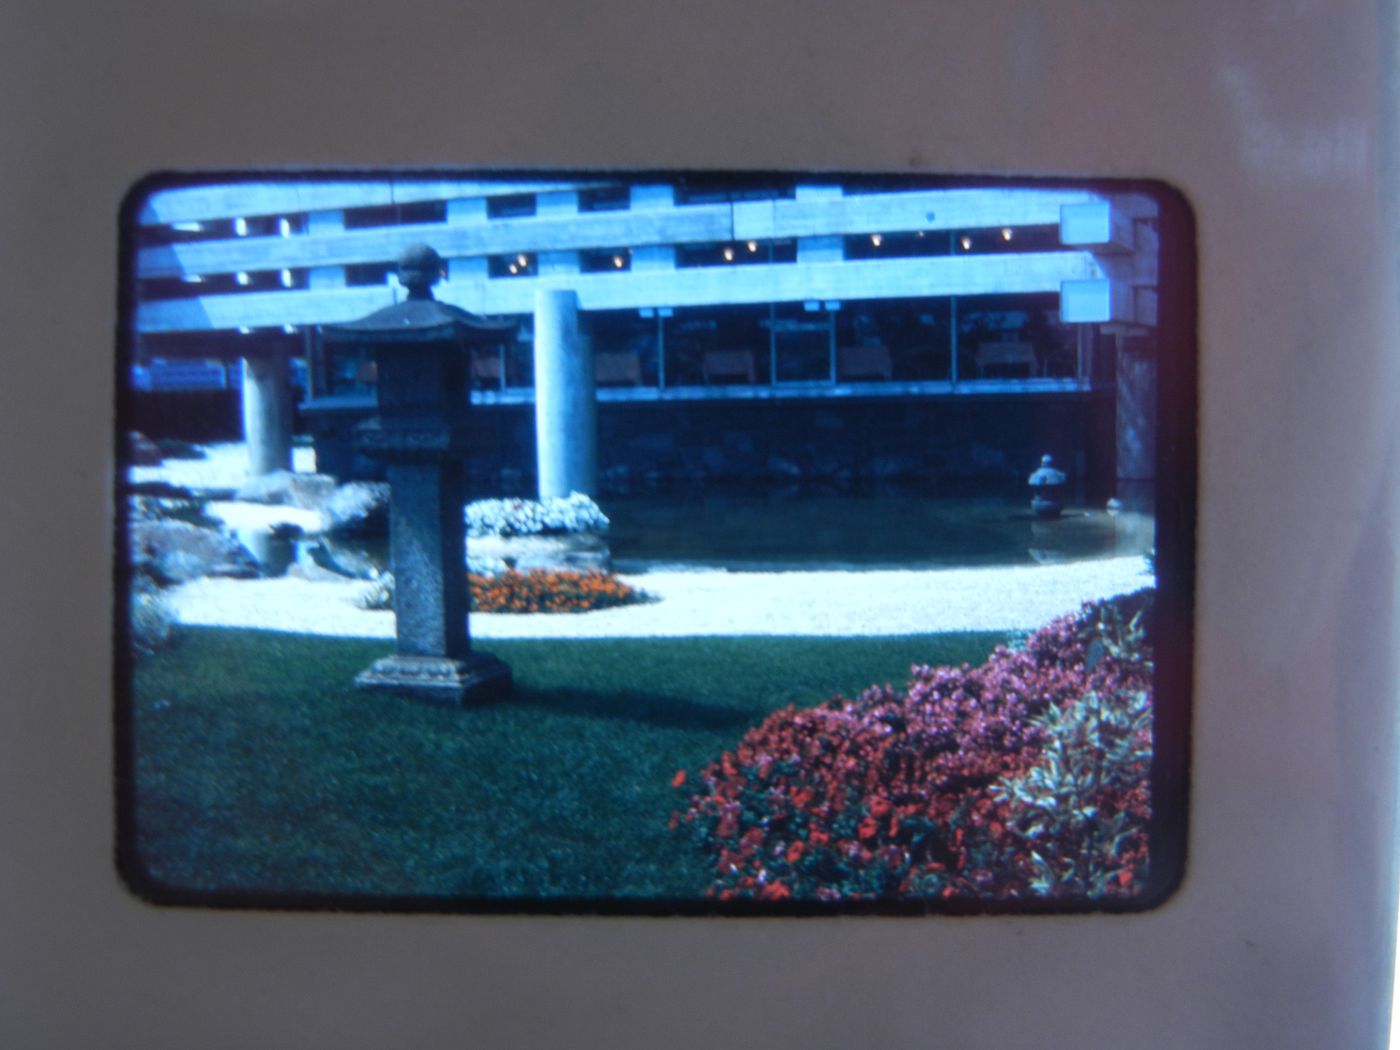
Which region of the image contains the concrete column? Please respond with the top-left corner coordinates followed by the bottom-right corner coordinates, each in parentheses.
top-left (533, 289), bottom-right (596, 498)
top-left (1116, 333), bottom-right (1157, 493)
top-left (241, 354), bottom-right (293, 477)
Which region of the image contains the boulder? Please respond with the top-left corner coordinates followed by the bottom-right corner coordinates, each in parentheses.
top-left (766, 455), bottom-right (803, 479)
top-left (600, 464), bottom-right (633, 495)
top-left (302, 538), bottom-right (383, 580)
top-left (130, 520), bottom-right (260, 584)
top-left (869, 454), bottom-right (922, 480)
top-left (322, 482), bottom-right (390, 537)
top-left (234, 470), bottom-right (339, 511)
top-left (154, 438), bottom-right (207, 461)
top-left (467, 532), bottom-right (611, 573)
top-left (127, 431), bottom-right (163, 467)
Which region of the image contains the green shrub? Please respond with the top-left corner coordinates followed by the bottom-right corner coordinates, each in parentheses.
top-left (673, 590), bottom-right (1155, 902)
top-left (130, 576), bottom-right (177, 656)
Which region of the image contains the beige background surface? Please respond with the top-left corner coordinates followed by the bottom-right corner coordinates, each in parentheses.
top-left (2, 1), bottom-right (1399, 1047)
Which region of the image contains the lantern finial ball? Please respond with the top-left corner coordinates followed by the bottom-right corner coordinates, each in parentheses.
top-left (397, 243), bottom-right (445, 298)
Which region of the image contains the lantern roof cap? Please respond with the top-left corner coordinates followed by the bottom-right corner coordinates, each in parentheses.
top-left (321, 243), bottom-right (514, 345)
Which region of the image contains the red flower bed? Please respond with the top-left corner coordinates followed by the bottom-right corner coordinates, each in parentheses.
top-left (672, 590), bottom-right (1154, 902)
top-left (469, 569), bottom-right (645, 614)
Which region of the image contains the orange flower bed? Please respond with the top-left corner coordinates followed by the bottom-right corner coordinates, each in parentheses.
top-left (467, 569), bottom-right (645, 614)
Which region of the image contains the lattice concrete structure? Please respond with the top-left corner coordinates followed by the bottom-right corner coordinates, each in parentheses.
top-left (129, 176), bottom-right (1161, 494)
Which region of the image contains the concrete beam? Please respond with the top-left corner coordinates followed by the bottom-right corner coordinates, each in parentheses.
top-left (135, 188), bottom-right (1110, 279)
top-left (138, 251), bottom-right (1114, 333)
top-left (1060, 278), bottom-right (1136, 324)
top-left (136, 179), bottom-right (601, 225)
top-left (1060, 201), bottom-right (1136, 251)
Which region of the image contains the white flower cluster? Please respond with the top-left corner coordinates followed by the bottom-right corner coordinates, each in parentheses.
top-left (464, 492), bottom-right (609, 538)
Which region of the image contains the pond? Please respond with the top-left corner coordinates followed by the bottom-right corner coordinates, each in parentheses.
top-left (224, 481), bottom-right (1153, 579)
top-left (602, 483), bottom-right (1154, 572)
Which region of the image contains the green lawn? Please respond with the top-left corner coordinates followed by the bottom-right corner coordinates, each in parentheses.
top-left (126, 627), bottom-right (1005, 905)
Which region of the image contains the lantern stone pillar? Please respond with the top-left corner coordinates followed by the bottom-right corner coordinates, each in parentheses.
top-left (241, 352), bottom-right (293, 477)
top-left (1116, 333), bottom-right (1157, 511)
top-left (321, 244), bottom-right (513, 705)
top-left (533, 288), bottom-right (597, 499)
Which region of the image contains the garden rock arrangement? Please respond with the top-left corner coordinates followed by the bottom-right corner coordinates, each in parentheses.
top-left (129, 517), bottom-right (261, 585)
top-left (323, 482), bottom-right (390, 537)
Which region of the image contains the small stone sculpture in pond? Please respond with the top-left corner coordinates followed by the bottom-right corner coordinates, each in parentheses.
top-left (1028, 453), bottom-right (1068, 519)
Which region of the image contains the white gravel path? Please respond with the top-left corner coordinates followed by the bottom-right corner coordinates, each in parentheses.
top-left (166, 556), bottom-right (1152, 640)
top-left (129, 442), bottom-right (317, 492)
top-left (140, 442), bottom-right (1153, 640)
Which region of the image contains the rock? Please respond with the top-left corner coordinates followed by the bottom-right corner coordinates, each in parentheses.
top-left (304, 538), bottom-right (383, 580)
top-left (869, 454), bottom-right (921, 480)
top-left (969, 442), bottom-right (1013, 477)
top-left (467, 532), bottom-right (611, 573)
top-left (322, 482), bottom-right (390, 537)
top-left (939, 441), bottom-right (1015, 480)
top-left (766, 455), bottom-right (803, 479)
top-left (125, 480), bottom-right (198, 501)
top-left (154, 438), bottom-right (207, 461)
top-left (600, 464), bottom-right (632, 495)
top-left (701, 445), bottom-right (728, 473)
top-left (130, 520), bottom-right (260, 584)
top-left (127, 431), bottom-right (163, 467)
top-left (129, 577), bottom-right (176, 655)
top-left (234, 470), bottom-right (338, 511)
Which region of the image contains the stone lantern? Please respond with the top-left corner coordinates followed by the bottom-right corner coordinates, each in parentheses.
top-left (1027, 453), bottom-right (1068, 519)
top-left (321, 244), bottom-right (513, 704)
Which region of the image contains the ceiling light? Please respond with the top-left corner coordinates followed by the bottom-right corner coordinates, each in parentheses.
top-left (517, 254), bottom-right (529, 267)
top-left (613, 255), bottom-right (625, 268)
top-left (279, 218), bottom-right (292, 237)
top-left (722, 246), bottom-right (735, 261)
top-left (960, 236), bottom-right (972, 251)
top-left (279, 269), bottom-right (293, 287)
top-left (236, 271), bottom-right (250, 286)
top-left (747, 241), bottom-right (758, 252)
top-left (1001, 227), bottom-right (1013, 241)
top-left (234, 218), bottom-right (248, 236)
top-left (871, 234), bottom-right (882, 247)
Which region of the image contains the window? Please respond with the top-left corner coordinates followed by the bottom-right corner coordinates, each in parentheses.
top-left (343, 200), bottom-right (446, 229)
top-left (580, 248), bottom-right (632, 273)
top-left (486, 193), bottom-right (537, 219)
top-left (579, 186), bottom-right (630, 212)
top-left (488, 253), bottom-right (536, 278)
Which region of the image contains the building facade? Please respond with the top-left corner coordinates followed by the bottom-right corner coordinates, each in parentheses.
top-left (128, 175), bottom-right (1161, 495)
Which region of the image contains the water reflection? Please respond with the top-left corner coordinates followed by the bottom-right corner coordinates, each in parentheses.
top-left (232, 482), bottom-right (1155, 578)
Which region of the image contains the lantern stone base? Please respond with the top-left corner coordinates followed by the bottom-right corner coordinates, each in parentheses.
top-left (354, 651), bottom-right (513, 705)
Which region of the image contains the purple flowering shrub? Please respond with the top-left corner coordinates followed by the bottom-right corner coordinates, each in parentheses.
top-left (672, 589), bottom-right (1154, 902)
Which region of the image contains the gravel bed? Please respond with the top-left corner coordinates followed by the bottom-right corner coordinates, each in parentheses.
top-left (140, 442), bottom-right (1154, 640)
top-left (129, 442), bottom-right (318, 492)
top-left (165, 557), bottom-right (1153, 640)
